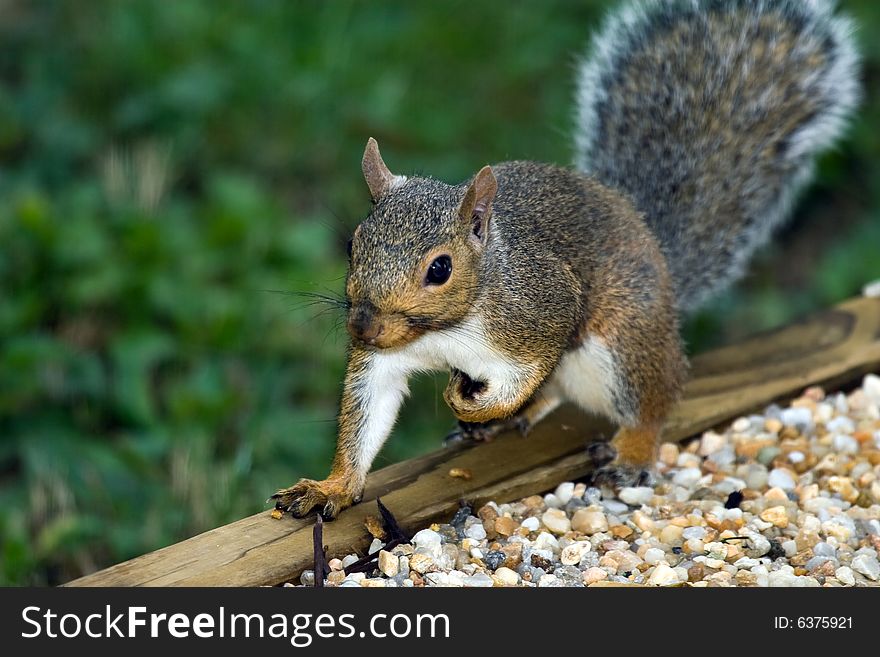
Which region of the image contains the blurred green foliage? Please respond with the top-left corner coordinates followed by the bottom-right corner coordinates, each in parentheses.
top-left (1, 0), bottom-right (878, 584)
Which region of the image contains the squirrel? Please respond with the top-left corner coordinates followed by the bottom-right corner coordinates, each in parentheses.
top-left (273, 0), bottom-right (860, 519)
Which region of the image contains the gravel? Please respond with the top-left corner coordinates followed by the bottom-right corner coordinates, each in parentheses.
top-left (304, 375), bottom-right (880, 587)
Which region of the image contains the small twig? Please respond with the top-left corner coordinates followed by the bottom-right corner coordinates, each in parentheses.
top-left (342, 499), bottom-right (411, 575)
top-left (377, 497), bottom-right (410, 542)
top-left (719, 535), bottom-right (752, 543)
top-left (342, 537), bottom-right (408, 575)
top-left (313, 516), bottom-right (326, 588)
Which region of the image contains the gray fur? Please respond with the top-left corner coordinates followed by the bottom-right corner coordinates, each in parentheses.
top-left (575, 0), bottom-right (860, 310)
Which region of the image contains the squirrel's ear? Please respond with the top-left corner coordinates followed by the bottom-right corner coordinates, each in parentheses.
top-left (362, 138), bottom-right (405, 202)
top-left (459, 165), bottom-right (497, 246)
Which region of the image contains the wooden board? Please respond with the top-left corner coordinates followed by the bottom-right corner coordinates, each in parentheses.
top-left (67, 296), bottom-right (880, 587)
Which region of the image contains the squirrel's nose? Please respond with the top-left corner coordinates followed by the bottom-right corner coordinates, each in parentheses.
top-left (347, 306), bottom-right (385, 344)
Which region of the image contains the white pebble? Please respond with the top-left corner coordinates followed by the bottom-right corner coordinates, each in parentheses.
top-left (554, 482), bottom-right (575, 504)
top-left (601, 500), bottom-right (628, 515)
top-left (647, 562), bottom-right (680, 586)
top-left (560, 542), bottom-right (591, 566)
top-left (767, 468), bottom-right (796, 491)
top-left (644, 547), bottom-right (666, 565)
top-left (732, 417), bottom-right (751, 433)
top-left (521, 516), bottom-right (540, 532)
top-left (864, 373), bottom-right (880, 401)
top-left (618, 486), bottom-right (654, 506)
top-left (826, 416), bottom-right (855, 433)
top-left (543, 493), bottom-right (563, 509)
top-left (780, 407), bottom-right (812, 428)
top-left (464, 523), bottom-right (487, 541)
top-left (463, 573), bottom-right (494, 587)
top-left (835, 566), bottom-right (856, 586)
top-left (681, 526), bottom-right (706, 541)
top-left (673, 467), bottom-right (703, 488)
top-left (494, 567), bottom-right (520, 586)
top-left (851, 554), bottom-right (880, 581)
top-left (831, 434), bottom-right (859, 454)
top-left (412, 529), bottom-right (442, 555)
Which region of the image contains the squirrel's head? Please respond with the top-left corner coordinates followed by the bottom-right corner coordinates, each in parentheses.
top-left (345, 138), bottom-right (496, 350)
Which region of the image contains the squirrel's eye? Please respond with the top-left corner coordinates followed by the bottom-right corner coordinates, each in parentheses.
top-left (425, 255), bottom-right (452, 286)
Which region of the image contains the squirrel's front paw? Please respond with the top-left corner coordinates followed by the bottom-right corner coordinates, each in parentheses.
top-left (444, 369), bottom-right (509, 424)
top-left (270, 478), bottom-right (361, 519)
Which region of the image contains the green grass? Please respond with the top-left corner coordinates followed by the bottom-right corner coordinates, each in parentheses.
top-left (1, 0), bottom-right (879, 584)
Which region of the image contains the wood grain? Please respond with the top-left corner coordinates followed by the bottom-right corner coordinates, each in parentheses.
top-left (67, 296), bottom-right (880, 586)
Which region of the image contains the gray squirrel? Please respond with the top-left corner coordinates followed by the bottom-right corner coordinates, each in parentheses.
top-left (273, 0), bottom-right (860, 518)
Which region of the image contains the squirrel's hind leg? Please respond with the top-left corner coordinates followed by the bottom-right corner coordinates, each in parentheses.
top-left (587, 423), bottom-right (660, 489)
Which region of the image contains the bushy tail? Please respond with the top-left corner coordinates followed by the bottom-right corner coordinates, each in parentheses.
top-left (574, 0), bottom-right (860, 311)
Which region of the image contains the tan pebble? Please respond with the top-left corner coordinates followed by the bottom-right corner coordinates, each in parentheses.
top-left (660, 524), bottom-right (684, 545)
top-left (736, 438), bottom-right (777, 459)
top-left (811, 560), bottom-right (837, 577)
top-left (854, 430), bottom-right (874, 444)
top-left (448, 467), bottom-right (472, 480)
top-left (582, 567), bottom-right (608, 584)
top-left (798, 484), bottom-right (819, 501)
top-left (726, 545), bottom-right (743, 562)
top-left (378, 550), bottom-right (399, 577)
top-left (610, 525), bottom-right (633, 539)
top-left (542, 508), bottom-right (572, 535)
top-left (632, 510), bottom-right (654, 532)
top-left (361, 578), bottom-right (386, 588)
top-left (669, 516), bottom-right (690, 527)
top-left (494, 567), bottom-right (520, 586)
top-left (501, 543), bottom-right (523, 568)
top-left (687, 564), bottom-right (705, 582)
top-left (763, 487), bottom-right (789, 502)
top-left (827, 476), bottom-right (858, 503)
top-left (686, 514), bottom-right (704, 526)
top-left (409, 572), bottom-right (424, 587)
top-left (477, 504), bottom-right (499, 523)
top-left (328, 558), bottom-right (343, 571)
top-left (270, 509), bottom-right (283, 520)
top-left (804, 386), bottom-right (825, 402)
top-left (571, 507), bottom-right (608, 535)
top-left (659, 443), bottom-right (679, 466)
top-left (790, 549), bottom-right (814, 567)
top-left (764, 418), bottom-right (783, 434)
top-left (735, 570), bottom-right (758, 586)
top-left (795, 532), bottom-right (821, 551)
top-left (327, 571), bottom-right (346, 585)
top-left (793, 567), bottom-right (809, 577)
top-left (522, 495), bottom-right (544, 509)
top-left (760, 505), bottom-right (790, 528)
top-left (599, 555), bottom-right (618, 569)
top-left (409, 553), bottom-right (435, 574)
top-left (494, 516), bottom-right (518, 537)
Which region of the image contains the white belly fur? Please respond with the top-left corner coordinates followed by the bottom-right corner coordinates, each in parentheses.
top-left (550, 335), bottom-right (622, 422)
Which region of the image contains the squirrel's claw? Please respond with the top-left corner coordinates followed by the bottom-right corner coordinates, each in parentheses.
top-left (586, 441), bottom-right (654, 489)
top-left (270, 478), bottom-right (359, 520)
top-left (590, 464), bottom-right (654, 490)
top-left (444, 417), bottom-right (530, 446)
